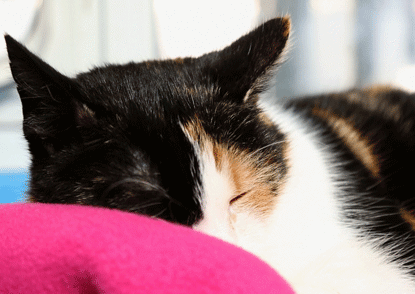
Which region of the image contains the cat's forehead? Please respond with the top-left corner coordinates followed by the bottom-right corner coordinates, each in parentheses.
top-left (77, 59), bottom-right (208, 92)
top-left (75, 59), bottom-right (218, 111)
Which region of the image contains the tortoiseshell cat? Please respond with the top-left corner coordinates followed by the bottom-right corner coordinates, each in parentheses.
top-left (5, 18), bottom-right (415, 293)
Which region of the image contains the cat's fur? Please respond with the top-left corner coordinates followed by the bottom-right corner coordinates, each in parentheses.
top-left (5, 17), bottom-right (415, 293)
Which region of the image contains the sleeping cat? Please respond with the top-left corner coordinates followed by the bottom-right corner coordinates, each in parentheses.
top-left (5, 17), bottom-right (415, 293)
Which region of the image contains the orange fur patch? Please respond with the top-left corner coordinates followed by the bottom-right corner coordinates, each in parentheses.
top-left (183, 118), bottom-right (287, 216)
top-left (400, 208), bottom-right (415, 231)
top-left (259, 112), bottom-right (275, 127)
top-left (312, 107), bottom-right (380, 178)
top-left (218, 145), bottom-right (281, 215)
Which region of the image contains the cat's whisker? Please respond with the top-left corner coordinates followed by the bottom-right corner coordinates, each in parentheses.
top-left (152, 207), bottom-right (168, 219)
top-left (101, 177), bottom-right (188, 215)
top-left (250, 140), bottom-right (286, 156)
top-left (132, 200), bottom-right (165, 211)
top-left (101, 178), bottom-right (166, 200)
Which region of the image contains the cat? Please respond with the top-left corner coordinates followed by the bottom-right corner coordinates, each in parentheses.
top-left (5, 17), bottom-right (415, 293)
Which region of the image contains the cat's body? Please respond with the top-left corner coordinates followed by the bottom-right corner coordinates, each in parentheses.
top-left (253, 89), bottom-right (415, 293)
top-left (5, 18), bottom-right (415, 293)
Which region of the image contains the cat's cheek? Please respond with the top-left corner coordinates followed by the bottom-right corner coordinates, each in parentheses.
top-left (228, 206), bottom-right (238, 231)
top-left (228, 201), bottom-right (251, 229)
top-left (227, 205), bottom-right (259, 243)
top-left (229, 206), bottom-right (237, 223)
top-left (192, 208), bottom-right (239, 244)
top-left (228, 210), bottom-right (250, 245)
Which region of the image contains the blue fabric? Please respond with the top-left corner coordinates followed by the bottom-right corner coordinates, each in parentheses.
top-left (0, 172), bottom-right (28, 203)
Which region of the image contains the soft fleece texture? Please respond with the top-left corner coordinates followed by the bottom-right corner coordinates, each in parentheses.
top-left (0, 203), bottom-right (294, 293)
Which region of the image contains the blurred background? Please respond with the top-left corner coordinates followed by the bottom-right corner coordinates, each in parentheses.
top-left (1, 0), bottom-right (415, 203)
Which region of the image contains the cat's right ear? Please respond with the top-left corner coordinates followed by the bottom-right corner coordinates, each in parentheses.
top-left (5, 35), bottom-right (95, 156)
top-left (200, 17), bottom-right (290, 104)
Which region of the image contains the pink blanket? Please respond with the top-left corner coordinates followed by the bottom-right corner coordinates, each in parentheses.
top-left (0, 203), bottom-right (294, 293)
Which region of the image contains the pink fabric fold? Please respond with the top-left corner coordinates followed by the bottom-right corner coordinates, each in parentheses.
top-left (0, 203), bottom-right (294, 293)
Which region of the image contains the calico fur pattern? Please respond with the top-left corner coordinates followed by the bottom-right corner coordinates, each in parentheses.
top-left (5, 17), bottom-right (415, 293)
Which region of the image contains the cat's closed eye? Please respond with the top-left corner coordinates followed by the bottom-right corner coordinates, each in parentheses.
top-left (230, 191), bottom-right (249, 205)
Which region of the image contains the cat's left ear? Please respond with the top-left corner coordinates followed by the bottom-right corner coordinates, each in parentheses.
top-left (5, 35), bottom-right (96, 157)
top-left (201, 17), bottom-right (290, 103)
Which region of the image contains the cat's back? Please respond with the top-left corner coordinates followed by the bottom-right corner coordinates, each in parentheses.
top-left (284, 85), bottom-right (415, 209)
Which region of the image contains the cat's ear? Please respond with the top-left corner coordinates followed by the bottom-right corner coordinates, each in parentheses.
top-left (201, 17), bottom-right (290, 103)
top-left (5, 35), bottom-right (95, 156)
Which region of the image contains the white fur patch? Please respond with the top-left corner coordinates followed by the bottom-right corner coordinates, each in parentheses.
top-left (193, 146), bottom-right (239, 244)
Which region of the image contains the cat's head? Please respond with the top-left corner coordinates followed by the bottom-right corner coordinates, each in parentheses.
top-left (5, 18), bottom-right (290, 229)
